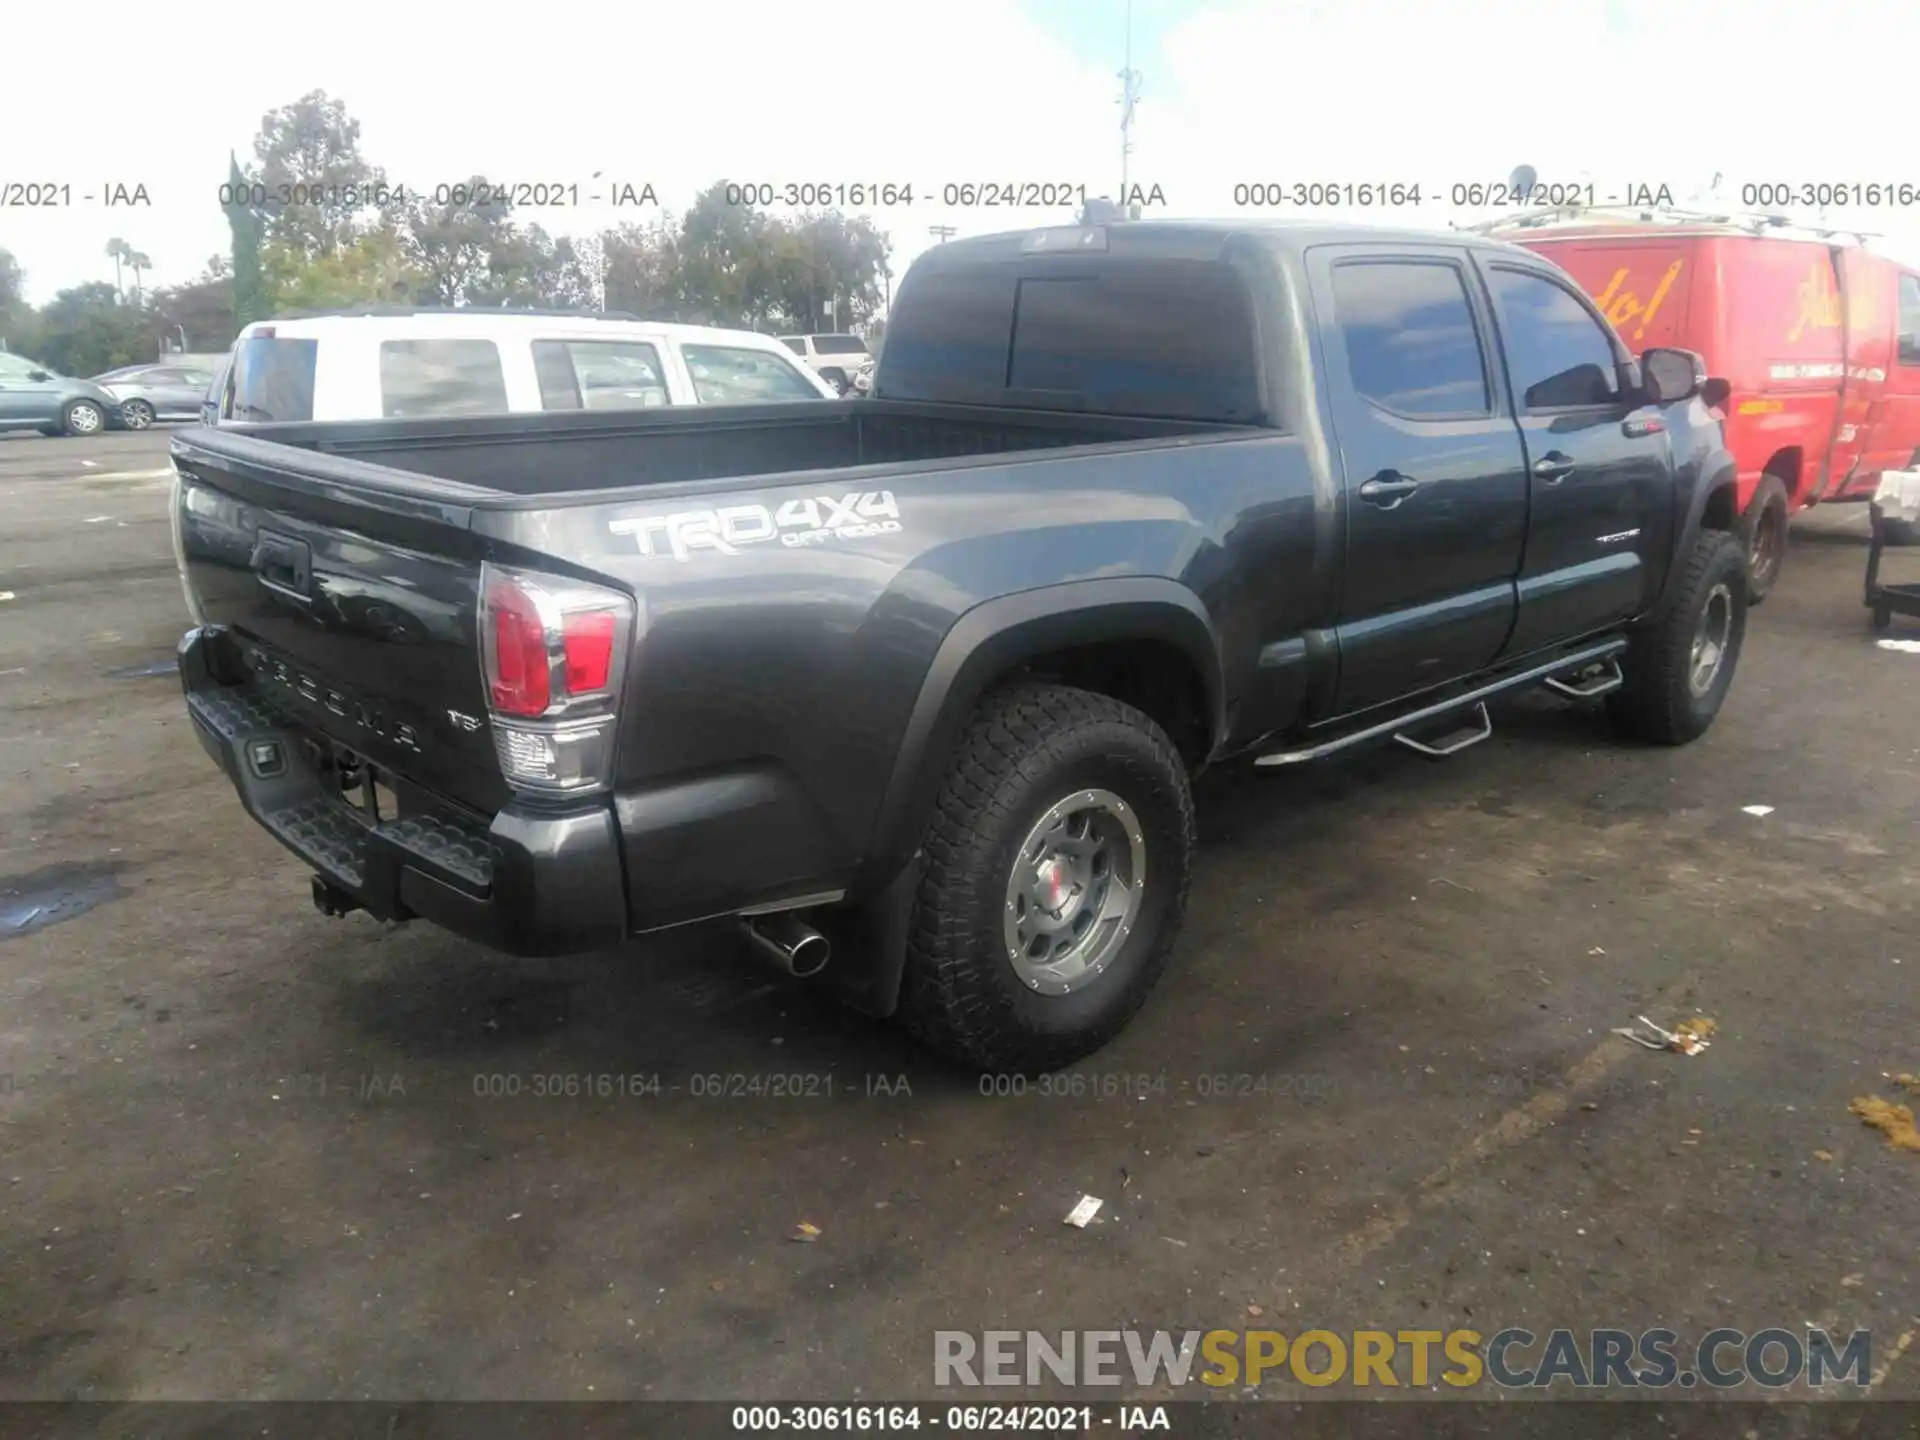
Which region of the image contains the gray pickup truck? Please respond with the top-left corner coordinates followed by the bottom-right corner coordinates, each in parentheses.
top-left (171, 219), bottom-right (1746, 1072)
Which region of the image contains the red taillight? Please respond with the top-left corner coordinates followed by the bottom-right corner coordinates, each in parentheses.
top-left (562, 611), bottom-right (616, 693)
top-left (487, 578), bottom-right (551, 717)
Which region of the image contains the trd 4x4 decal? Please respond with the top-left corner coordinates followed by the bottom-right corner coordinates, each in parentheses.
top-left (609, 491), bottom-right (902, 561)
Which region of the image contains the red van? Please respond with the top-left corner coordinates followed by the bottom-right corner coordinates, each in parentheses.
top-left (1495, 211), bottom-right (1920, 597)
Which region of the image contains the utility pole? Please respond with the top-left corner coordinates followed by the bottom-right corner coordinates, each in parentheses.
top-left (1117, 0), bottom-right (1144, 200)
top-left (929, 225), bottom-right (957, 244)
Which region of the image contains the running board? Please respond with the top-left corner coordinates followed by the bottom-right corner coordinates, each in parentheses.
top-left (1542, 657), bottom-right (1623, 699)
top-left (1253, 639), bottom-right (1628, 768)
top-left (1394, 702), bottom-right (1492, 759)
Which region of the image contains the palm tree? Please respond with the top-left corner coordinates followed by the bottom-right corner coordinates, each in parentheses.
top-left (105, 238), bottom-right (131, 297)
top-left (127, 250), bottom-right (152, 301)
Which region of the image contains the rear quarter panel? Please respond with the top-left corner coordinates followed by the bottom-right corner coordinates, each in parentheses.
top-left (474, 431), bottom-right (1327, 927)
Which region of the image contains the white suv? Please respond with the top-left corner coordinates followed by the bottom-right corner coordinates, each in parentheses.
top-left (778, 333), bottom-right (875, 396)
top-left (208, 309), bottom-right (838, 424)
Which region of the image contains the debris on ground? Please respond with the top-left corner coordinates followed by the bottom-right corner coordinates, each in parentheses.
top-left (1893, 1073), bottom-right (1920, 1096)
top-left (1614, 1015), bottom-right (1715, 1055)
top-left (1064, 1195), bottom-right (1103, 1228)
top-left (791, 1221), bottom-right (822, 1243)
top-left (1246, 1304), bottom-right (1264, 1317)
top-left (1741, 804), bottom-right (1775, 817)
top-left (1814, 1150), bottom-right (1835, 1163)
top-left (1876, 639), bottom-right (1920, 654)
top-left (1848, 1096), bottom-right (1920, 1154)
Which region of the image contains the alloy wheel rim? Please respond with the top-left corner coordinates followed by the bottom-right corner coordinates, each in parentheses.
top-left (70, 404), bottom-right (101, 434)
top-left (1002, 788), bottom-right (1146, 997)
top-left (1689, 582), bottom-right (1734, 696)
top-left (122, 403), bottom-right (152, 429)
top-left (1752, 506), bottom-right (1784, 586)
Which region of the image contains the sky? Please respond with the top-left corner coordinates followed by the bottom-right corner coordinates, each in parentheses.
top-left (6, 0), bottom-right (1920, 306)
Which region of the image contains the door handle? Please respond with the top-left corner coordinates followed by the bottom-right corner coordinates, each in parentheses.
top-left (1533, 452), bottom-right (1576, 484)
top-left (1358, 472), bottom-right (1420, 509)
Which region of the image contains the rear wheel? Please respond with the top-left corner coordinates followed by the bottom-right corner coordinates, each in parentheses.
top-left (60, 400), bottom-right (104, 437)
top-left (896, 682), bottom-right (1196, 1073)
top-left (119, 398), bottom-right (154, 430)
top-left (820, 367), bottom-right (849, 396)
top-left (1607, 530), bottom-right (1748, 745)
top-left (1738, 473), bottom-right (1790, 603)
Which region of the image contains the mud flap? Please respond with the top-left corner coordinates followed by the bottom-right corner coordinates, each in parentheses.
top-left (816, 853), bottom-right (924, 1018)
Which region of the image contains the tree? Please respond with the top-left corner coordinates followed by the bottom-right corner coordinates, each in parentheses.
top-left (127, 249), bottom-right (152, 301)
top-left (264, 225), bottom-right (421, 312)
top-left (0, 248), bottom-right (31, 350)
top-left (105, 238), bottom-right (131, 298)
top-left (674, 182), bottom-right (779, 328)
top-left (251, 89), bottom-right (386, 257)
top-left (397, 177), bottom-right (519, 305)
top-left (31, 283), bottom-right (149, 376)
top-left (148, 267), bottom-right (237, 352)
top-left (602, 217), bottom-right (686, 318)
top-left (224, 152), bottom-right (267, 327)
top-left (761, 211), bottom-right (891, 333)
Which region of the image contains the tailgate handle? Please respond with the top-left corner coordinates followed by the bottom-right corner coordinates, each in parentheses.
top-left (251, 531), bottom-right (312, 599)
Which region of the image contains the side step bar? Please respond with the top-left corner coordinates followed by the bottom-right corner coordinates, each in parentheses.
top-left (1542, 657), bottom-right (1624, 699)
top-left (1254, 639), bottom-right (1627, 768)
top-left (1394, 702), bottom-right (1492, 759)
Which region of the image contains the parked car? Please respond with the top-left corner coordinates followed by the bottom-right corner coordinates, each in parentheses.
top-left (778, 332), bottom-right (875, 395)
top-left (92, 363), bottom-right (219, 428)
top-left (204, 308), bottom-right (837, 425)
top-left (0, 353), bottom-right (124, 436)
top-left (1492, 208), bottom-right (1920, 578)
top-left (171, 218), bottom-right (1745, 1073)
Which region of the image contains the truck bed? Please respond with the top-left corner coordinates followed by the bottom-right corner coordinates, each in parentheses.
top-left (198, 399), bottom-right (1243, 499)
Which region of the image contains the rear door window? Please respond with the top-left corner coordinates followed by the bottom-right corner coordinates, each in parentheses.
top-left (680, 345), bottom-right (824, 403)
top-left (378, 339), bottom-right (509, 418)
top-left (1331, 260), bottom-right (1490, 417)
top-left (810, 335), bottom-right (869, 356)
top-left (532, 340), bottom-right (670, 410)
top-left (225, 336), bottom-right (318, 422)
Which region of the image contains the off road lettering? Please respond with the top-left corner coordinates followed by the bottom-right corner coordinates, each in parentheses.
top-left (611, 491), bottom-right (901, 560)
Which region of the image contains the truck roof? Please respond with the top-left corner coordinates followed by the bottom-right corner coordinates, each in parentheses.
top-left (909, 217), bottom-right (1547, 269)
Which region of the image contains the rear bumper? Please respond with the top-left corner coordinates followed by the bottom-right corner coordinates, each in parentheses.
top-left (179, 626), bottom-right (629, 957)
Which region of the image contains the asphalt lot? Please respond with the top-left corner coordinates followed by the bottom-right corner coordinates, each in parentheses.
top-left (0, 427), bottom-right (1916, 1405)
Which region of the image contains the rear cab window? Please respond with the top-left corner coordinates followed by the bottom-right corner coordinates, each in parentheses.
top-left (223, 334), bottom-right (318, 422)
top-left (378, 339), bottom-right (509, 418)
top-left (680, 345), bottom-right (823, 403)
top-left (883, 259), bottom-right (1263, 421)
top-left (533, 339), bottom-right (671, 410)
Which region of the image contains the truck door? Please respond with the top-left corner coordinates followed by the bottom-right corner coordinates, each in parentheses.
top-left (1307, 247), bottom-right (1528, 716)
top-left (1474, 257), bottom-right (1673, 653)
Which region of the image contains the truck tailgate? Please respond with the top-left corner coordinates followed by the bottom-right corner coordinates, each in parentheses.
top-left (173, 438), bottom-right (510, 821)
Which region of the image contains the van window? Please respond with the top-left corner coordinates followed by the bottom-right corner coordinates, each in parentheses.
top-left (225, 336), bottom-right (318, 422)
top-left (1486, 266), bottom-right (1622, 409)
top-left (378, 339), bottom-right (509, 418)
top-left (532, 340), bottom-right (669, 410)
top-left (1898, 275), bottom-right (1920, 367)
top-left (779, 337), bottom-right (808, 355)
top-left (680, 345), bottom-right (823, 403)
top-left (810, 335), bottom-right (869, 356)
top-left (1332, 260), bottom-right (1490, 418)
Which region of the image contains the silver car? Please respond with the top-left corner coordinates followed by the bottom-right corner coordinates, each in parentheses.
top-left (93, 363), bottom-right (219, 429)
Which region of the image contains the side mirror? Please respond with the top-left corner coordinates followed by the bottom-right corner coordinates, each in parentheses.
top-left (1641, 347), bottom-right (1706, 405)
top-left (26, 369), bottom-right (51, 382)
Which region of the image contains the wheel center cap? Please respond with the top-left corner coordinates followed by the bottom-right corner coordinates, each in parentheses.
top-left (1034, 855), bottom-right (1075, 916)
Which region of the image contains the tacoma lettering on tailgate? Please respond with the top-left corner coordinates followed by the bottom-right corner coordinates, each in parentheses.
top-left (609, 491), bottom-right (902, 561)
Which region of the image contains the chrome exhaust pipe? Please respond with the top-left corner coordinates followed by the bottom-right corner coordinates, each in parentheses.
top-left (741, 912), bottom-right (832, 979)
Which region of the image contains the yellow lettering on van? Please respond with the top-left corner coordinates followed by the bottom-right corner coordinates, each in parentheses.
top-left (1790, 260), bottom-right (1843, 342)
top-left (1591, 260), bottom-right (1683, 343)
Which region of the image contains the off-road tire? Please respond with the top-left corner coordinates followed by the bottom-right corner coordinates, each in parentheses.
top-left (1606, 529), bottom-right (1748, 746)
top-left (895, 682), bottom-right (1196, 1073)
top-left (1738, 473), bottom-right (1790, 604)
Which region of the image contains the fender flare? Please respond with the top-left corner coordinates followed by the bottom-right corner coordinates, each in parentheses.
top-left (1662, 447), bottom-right (1740, 601)
top-left (854, 576), bottom-right (1226, 895)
